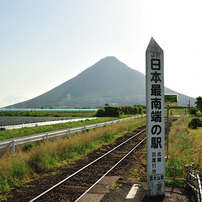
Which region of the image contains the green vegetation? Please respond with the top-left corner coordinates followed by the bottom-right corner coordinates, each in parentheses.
top-left (22, 143), bottom-right (35, 151)
top-left (0, 108), bottom-right (144, 141)
top-left (109, 182), bottom-right (123, 191)
top-left (0, 117), bottom-right (146, 196)
top-left (188, 118), bottom-right (202, 129)
top-left (189, 108), bottom-right (198, 116)
top-left (166, 106), bottom-right (188, 116)
top-left (164, 94), bottom-right (178, 106)
top-left (166, 115), bottom-right (202, 186)
top-left (188, 96), bottom-right (202, 117)
top-left (0, 117), bottom-right (119, 141)
top-left (96, 106), bottom-right (143, 117)
top-left (195, 96), bottom-right (202, 113)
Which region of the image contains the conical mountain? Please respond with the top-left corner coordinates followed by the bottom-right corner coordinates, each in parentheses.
top-left (10, 56), bottom-right (195, 108)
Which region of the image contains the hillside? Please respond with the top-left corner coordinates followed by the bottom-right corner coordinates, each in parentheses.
top-left (9, 56), bottom-right (195, 108)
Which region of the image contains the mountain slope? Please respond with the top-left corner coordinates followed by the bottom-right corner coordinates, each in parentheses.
top-left (10, 56), bottom-right (195, 108)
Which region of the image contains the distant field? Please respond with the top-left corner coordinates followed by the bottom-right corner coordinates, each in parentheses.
top-left (0, 107), bottom-right (188, 141)
top-left (0, 116), bottom-right (78, 127)
top-left (0, 108), bottom-right (97, 113)
top-left (0, 111), bottom-right (96, 118)
top-left (0, 116), bottom-right (125, 141)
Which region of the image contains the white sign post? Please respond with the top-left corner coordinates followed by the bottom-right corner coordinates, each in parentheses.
top-left (146, 37), bottom-right (165, 197)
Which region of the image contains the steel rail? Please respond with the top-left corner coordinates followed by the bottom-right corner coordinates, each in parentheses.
top-left (29, 127), bottom-right (146, 202)
top-left (75, 137), bottom-right (146, 202)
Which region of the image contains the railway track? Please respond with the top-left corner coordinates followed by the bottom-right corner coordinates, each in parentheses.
top-left (27, 125), bottom-right (147, 201)
top-left (6, 118), bottom-right (175, 201)
top-left (29, 126), bottom-right (146, 202)
top-left (5, 124), bottom-right (147, 202)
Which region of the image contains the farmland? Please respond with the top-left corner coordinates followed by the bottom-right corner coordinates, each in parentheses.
top-left (0, 106), bottom-right (144, 140)
top-left (0, 116), bottom-right (119, 141)
top-left (0, 116), bottom-right (80, 127)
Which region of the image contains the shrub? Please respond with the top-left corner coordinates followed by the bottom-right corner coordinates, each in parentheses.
top-left (11, 160), bottom-right (29, 179)
top-left (189, 108), bottom-right (197, 116)
top-left (0, 176), bottom-right (9, 192)
top-left (22, 143), bottom-right (35, 151)
top-left (101, 132), bottom-right (113, 143)
top-left (195, 96), bottom-right (202, 113)
top-left (95, 105), bottom-right (144, 117)
top-left (196, 111), bottom-right (201, 117)
top-left (0, 156), bottom-right (30, 193)
top-left (95, 107), bottom-right (120, 117)
top-left (95, 108), bottom-right (105, 117)
top-left (139, 107), bottom-right (143, 114)
top-left (188, 118), bottom-right (202, 129)
top-left (104, 107), bottom-right (120, 117)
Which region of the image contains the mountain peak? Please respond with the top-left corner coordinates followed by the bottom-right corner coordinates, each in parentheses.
top-left (9, 56), bottom-right (195, 108)
top-left (97, 56), bottom-right (121, 65)
top-left (101, 56), bottom-right (118, 61)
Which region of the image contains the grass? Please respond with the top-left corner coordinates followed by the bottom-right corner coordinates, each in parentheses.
top-left (109, 182), bottom-right (123, 191)
top-left (165, 115), bottom-right (202, 186)
top-left (0, 117), bottom-right (146, 197)
top-left (166, 106), bottom-right (188, 116)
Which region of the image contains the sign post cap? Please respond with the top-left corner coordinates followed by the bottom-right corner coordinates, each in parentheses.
top-left (146, 37), bottom-right (163, 53)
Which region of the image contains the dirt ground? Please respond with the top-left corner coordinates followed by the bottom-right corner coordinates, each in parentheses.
top-left (101, 180), bottom-right (196, 202)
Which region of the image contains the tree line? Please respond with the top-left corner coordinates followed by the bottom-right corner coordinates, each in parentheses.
top-left (188, 96), bottom-right (202, 129)
top-left (189, 96), bottom-right (202, 116)
top-left (96, 105), bottom-right (144, 117)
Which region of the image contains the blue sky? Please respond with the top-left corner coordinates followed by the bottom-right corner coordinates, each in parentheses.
top-left (0, 0), bottom-right (202, 107)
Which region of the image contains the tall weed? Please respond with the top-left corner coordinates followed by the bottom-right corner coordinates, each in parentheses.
top-left (0, 153), bottom-right (29, 192)
top-left (167, 116), bottom-right (201, 172)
